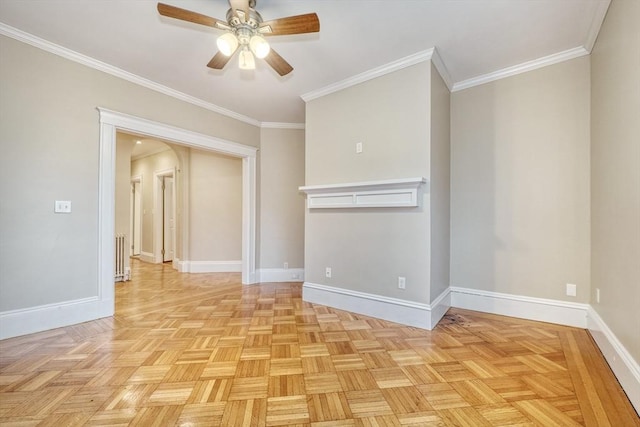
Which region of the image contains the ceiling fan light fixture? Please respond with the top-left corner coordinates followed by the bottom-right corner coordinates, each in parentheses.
top-left (157, 1), bottom-right (320, 76)
top-left (249, 35), bottom-right (270, 59)
top-left (239, 47), bottom-right (256, 70)
top-left (216, 32), bottom-right (238, 56)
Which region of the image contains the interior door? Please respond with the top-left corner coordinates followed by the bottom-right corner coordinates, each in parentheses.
top-left (163, 176), bottom-right (174, 262)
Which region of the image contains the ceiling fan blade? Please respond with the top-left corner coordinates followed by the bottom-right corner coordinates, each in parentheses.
top-left (229, 0), bottom-right (251, 23)
top-left (207, 51), bottom-right (234, 70)
top-left (264, 48), bottom-right (293, 76)
top-left (157, 3), bottom-right (228, 29)
top-left (259, 13), bottom-right (320, 36)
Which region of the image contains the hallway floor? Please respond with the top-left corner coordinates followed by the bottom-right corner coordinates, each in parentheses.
top-left (0, 259), bottom-right (638, 426)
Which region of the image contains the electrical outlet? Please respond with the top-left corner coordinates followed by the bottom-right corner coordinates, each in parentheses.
top-left (596, 288), bottom-right (600, 303)
top-left (566, 283), bottom-right (577, 297)
top-left (398, 277), bottom-right (406, 290)
top-left (284, 262), bottom-right (289, 269)
top-left (325, 267), bottom-right (332, 278)
top-left (356, 142), bottom-right (363, 153)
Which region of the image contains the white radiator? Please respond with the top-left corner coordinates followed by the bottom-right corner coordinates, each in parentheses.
top-left (115, 234), bottom-right (130, 281)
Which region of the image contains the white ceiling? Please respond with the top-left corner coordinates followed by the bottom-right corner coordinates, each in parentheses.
top-left (0, 0), bottom-right (609, 124)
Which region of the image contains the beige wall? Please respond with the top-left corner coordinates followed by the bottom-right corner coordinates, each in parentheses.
top-left (430, 63), bottom-right (451, 301)
top-left (305, 62), bottom-right (433, 304)
top-left (450, 56), bottom-right (591, 302)
top-left (306, 63), bottom-right (431, 185)
top-left (115, 136), bottom-right (135, 272)
top-left (189, 149), bottom-right (242, 261)
top-left (0, 35), bottom-right (258, 311)
top-left (591, 0), bottom-right (640, 363)
top-left (259, 128), bottom-right (305, 269)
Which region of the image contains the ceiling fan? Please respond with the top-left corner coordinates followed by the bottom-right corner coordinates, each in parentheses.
top-left (157, 0), bottom-right (320, 76)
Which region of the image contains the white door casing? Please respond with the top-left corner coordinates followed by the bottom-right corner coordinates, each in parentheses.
top-left (98, 108), bottom-right (258, 318)
top-left (130, 176), bottom-right (142, 256)
top-left (154, 169), bottom-right (175, 263)
top-left (164, 176), bottom-right (174, 262)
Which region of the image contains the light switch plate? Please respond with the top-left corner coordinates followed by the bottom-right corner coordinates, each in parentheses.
top-left (54, 200), bottom-right (72, 213)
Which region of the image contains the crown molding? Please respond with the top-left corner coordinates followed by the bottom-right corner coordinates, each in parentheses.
top-left (584, 0), bottom-right (611, 52)
top-left (0, 22), bottom-right (263, 127)
top-left (452, 46), bottom-right (589, 92)
top-left (430, 47), bottom-right (453, 91)
top-left (3, 15), bottom-right (607, 121)
top-left (260, 122), bottom-right (305, 130)
top-left (301, 48), bottom-right (437, 102)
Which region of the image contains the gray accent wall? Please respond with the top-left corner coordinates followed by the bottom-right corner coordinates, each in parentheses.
top-left (591, 0), bottom-right (640, 364)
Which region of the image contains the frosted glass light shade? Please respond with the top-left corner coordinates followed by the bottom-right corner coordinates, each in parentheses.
top-left (217, 33), bottom-right (238, 56)
top-left (249, 35), bottom-right (270, 59)
top-left (239, 48), bottom-right (255, 70)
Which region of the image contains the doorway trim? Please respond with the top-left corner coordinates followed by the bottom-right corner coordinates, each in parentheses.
top-left (154, 168), bottom-right (176, 264)
top-left (98, 108), bottom-right (257, 315)
top-left (130, 175), bottom-right (142, 258)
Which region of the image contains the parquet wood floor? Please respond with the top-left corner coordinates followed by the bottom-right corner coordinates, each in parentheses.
top-left (0, 260), bottom-right (638, 426)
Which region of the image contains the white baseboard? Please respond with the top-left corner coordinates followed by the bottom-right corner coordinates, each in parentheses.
top-left (430, 288), bottom-right (452, 327)
top-left (258, 268), bottom-right (305, 283)
top-left (587, 306), bottom-right (640, 414)
top-left (302, 283), bottom-right (588, 330)
top-left (0, 297), bottom-right (113, 340)
top-left (177, 260), bottom-right (242, 273)
top-left (302, 282), bottom-right (450, 330)
top-left (449, 286), bottom-right (589, 328)
top-left (139, 251), bottom-right (155, 263)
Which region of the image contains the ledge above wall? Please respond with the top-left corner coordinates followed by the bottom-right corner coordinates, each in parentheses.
top-left (299, 177), bottom-right (427, 209)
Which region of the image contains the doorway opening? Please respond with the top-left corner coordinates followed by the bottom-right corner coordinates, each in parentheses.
top-left (98, 108), bottom-right (258, 318)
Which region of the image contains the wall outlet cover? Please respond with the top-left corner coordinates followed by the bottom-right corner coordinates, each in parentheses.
top-left (54, 200), bottom-right (72, 213)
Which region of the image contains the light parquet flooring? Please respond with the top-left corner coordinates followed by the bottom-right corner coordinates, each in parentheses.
top-left (0, 260), bottom-right (638, 426)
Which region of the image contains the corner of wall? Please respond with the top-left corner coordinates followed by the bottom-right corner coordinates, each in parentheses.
top-left (303, 282), bottom-right (450, 330)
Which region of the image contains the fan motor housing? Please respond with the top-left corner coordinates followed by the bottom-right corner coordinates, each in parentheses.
top-left (226, 8), bottom-right (263, 30)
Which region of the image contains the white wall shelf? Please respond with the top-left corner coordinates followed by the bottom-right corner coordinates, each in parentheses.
top-left (299, 177), bottom-right (427, 209)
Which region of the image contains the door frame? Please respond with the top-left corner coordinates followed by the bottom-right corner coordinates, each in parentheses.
top-left (154, 168), bottom-right (176, 263)
top-left (98, 108), bottom-right (257, 315)
top-left (130, 175), bottom-right (142, 257)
